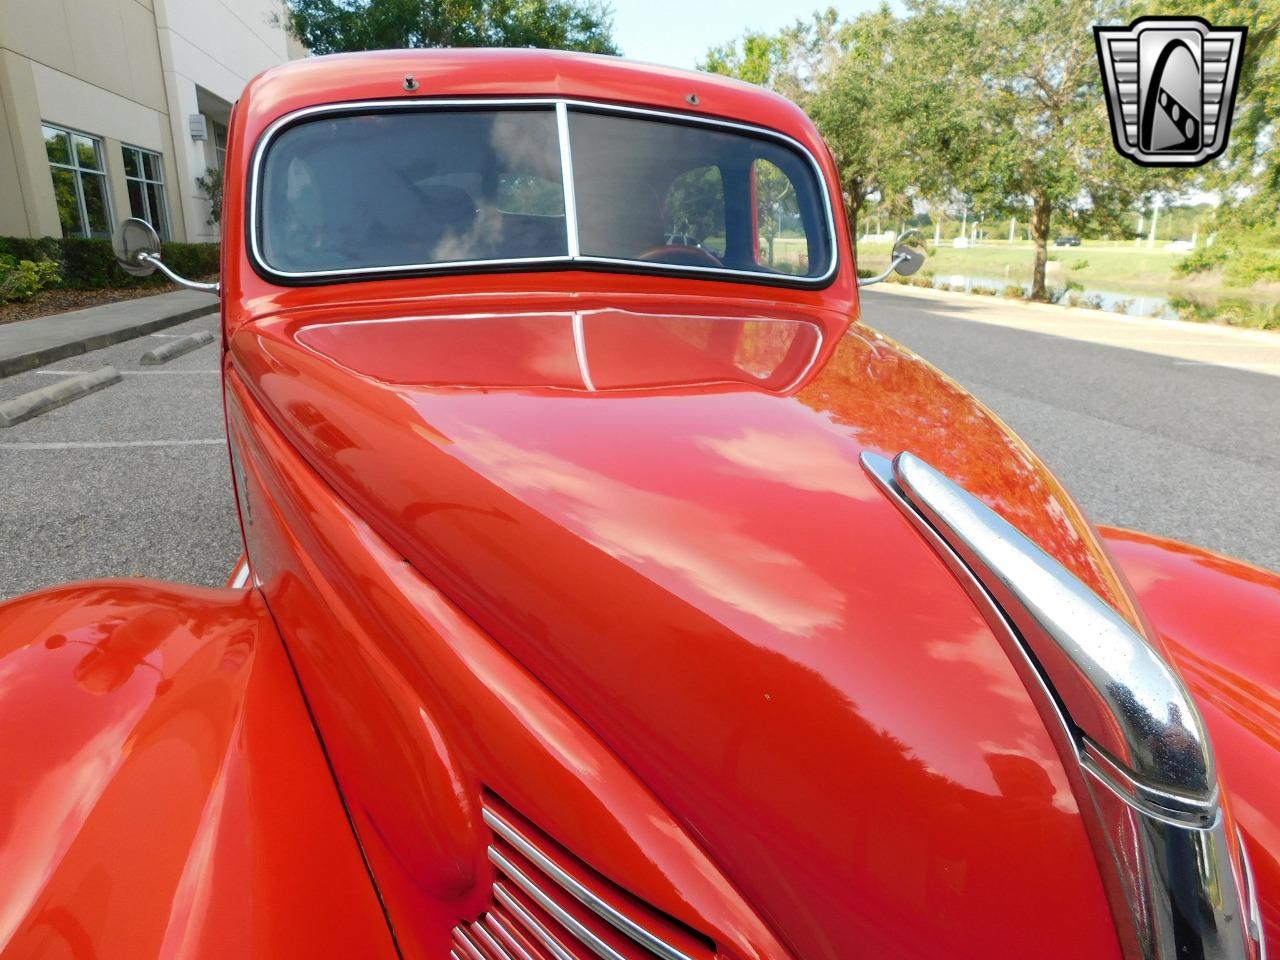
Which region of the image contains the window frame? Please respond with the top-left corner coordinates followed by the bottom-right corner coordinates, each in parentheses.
top-left (42, 122), bottom-right (113, 239)
top-left (121, 144), bottom-right (171, 241)
top-left (247, 98), bottom-right (839, 289)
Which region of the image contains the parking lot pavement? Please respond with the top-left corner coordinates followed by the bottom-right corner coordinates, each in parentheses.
top-left (0, 313), bottom-right (241, 600)
top-left (2, 288), bottom-right (1276, 602)
top-left (862, 287), bottom-right (1280, 574)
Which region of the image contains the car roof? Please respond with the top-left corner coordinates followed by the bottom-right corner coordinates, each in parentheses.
top-left (238, 48), bottom-right (823, 152)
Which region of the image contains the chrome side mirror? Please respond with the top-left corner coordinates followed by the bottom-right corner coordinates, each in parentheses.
top-left (858, 228), bottom-right (926, 287)
top-left (111, 218), bottom-right (219, 295)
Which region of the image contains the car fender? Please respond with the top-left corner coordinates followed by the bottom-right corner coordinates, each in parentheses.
top-left (1100, 525), bottom-right (1280, 948)
top-left (0, 579), bottom-right (395, 959)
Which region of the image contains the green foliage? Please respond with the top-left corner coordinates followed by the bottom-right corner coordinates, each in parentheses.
top-left (0, 255), bottom-right (61, 304)
top-left (1169, 295), bottom-right (1280, 330)
top-left (1070, 258), bottom-right (1090, 271)
top-left (1176, 223), bottom-right (1280, 285)
top-left (0, 236), bottom-right (219, 291)
top-left (1173, 245), bottom-right (1228, 278)
top-left (196, 167), bottom-right (224, 227)
top-left (282, 0), bottom-right (618, 55)
top-left (0, 236), bottom-right (61, 264)
top-left (1136, 0), bottom-right (1280, 229)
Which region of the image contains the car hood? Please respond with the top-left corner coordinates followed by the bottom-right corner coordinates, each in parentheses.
top-left (231, 294), bottom-right (1138, 959)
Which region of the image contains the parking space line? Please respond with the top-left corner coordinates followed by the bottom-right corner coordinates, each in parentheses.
top-left (0, 438), bottom-right (225, 450)
top-left (35, 369), bottom-right (219, 376)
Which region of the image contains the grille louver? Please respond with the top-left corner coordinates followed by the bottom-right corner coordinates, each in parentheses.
top-left (452, 797), bottom-right (717, 960)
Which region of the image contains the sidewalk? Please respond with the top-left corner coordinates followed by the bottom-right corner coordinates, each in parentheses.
top-left (0, 289), bottom-right (219, 378)
top-left (866, 283), bottom-right (1280, 376)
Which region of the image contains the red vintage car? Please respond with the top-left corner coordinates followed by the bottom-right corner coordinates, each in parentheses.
top-left (2, 49), bottom-right (1276, 960)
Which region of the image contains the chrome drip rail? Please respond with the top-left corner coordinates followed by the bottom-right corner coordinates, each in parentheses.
top-left (862, 450), bottom-right (1263, 960)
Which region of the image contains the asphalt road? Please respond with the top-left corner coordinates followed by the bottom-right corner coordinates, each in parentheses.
top-left (1, 293), bottom-right (1277, 601)
top-left (861, 287), bottom-right (1280, 573)
top-left (0, 313), bottom-right (241, 600)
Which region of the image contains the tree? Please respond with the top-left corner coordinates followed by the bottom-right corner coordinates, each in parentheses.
top-left (804, 8), bottom-right (905, 240)
top-left (700, 8), bottom-right (849, 101)
top-left (916, 0), bottom-right (1174, 299)
top-left (282, 0), bottom-right (619, 56)
top-left (1145, 0), bottom-right (1280, 285)
top-left (703, 8), bottom-right (919, 241)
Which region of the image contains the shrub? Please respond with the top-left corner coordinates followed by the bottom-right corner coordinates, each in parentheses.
top-left (1002, 284), bottom-right (1026, 299)
top-left (970, 285), bottom-right (999, 296)
top-left (1070, 258), bottom-right (1090, 270)
top-left (1112, 298), bottom-right (1134, 315)
top-left (0, 235), bottom-right (218, 290)
top-left (1169, 295), bottom-right (1280, 329)
top-left (0, 255), bottom-right (61, 304)
top-left (0, 236), bottom-right (60, 263)
top-left (196, 168), bottom-right (223, 226)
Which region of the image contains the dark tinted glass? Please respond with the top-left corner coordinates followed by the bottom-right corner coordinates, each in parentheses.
top-left (258, 108), bottom-right (568, 273)
top-left (568, 109), bottom-right (831, 279)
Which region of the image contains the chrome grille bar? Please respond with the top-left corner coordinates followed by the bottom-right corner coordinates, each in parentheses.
top-left (483, 807), bottom-right (697, 960)
top-left (494, 883), bottom-right (581, 960)
top-left (472, 917), bottom-right (524, 960)
top-left (492, 850), bottom-right (627, 960)
top-left (455, 928), bottom-right (492, 960)
top-left (486, 911), bottom-right (545, 960)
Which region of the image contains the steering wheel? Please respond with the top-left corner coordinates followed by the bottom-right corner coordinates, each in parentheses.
top-left (635, 244), bottom-right (724, 268)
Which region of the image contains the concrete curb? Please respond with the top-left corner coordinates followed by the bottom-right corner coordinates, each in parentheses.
top-left (0, 301), bottom-right (218, 379)
top-left (0, 366), bottom-right (122, 427)
top-left (140, 330), bottom-right (216, 364)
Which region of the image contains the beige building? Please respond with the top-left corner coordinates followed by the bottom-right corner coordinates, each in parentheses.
top-left (0, 0), bottom-right (304, 244)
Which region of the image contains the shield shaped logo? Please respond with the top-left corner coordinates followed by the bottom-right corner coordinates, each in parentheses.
top-left (1095, 16), bottom-right (1247, 167)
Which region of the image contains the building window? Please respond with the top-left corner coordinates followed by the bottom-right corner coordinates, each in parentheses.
top-left (211, 120), bottom-right (228, 170)
top-left (43, 124), bottom-right (111, 238)
top-left (122, 145), bottom-right (170, 240)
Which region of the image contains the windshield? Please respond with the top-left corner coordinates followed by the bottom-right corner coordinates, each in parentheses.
top-left (253, 102), bottom-right (835, 284)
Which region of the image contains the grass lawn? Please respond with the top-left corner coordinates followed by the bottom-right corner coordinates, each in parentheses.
top-left (855, 239), bottom-right (1278, 306)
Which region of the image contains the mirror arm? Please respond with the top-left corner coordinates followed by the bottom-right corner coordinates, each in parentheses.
top-left (857, 251), bottom-right (911, 288)
top-left (137, 253), bottom-right (220, 295)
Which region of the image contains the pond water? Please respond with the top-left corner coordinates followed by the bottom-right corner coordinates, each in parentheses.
top-left (931, 273), bottom-right (1174, 318)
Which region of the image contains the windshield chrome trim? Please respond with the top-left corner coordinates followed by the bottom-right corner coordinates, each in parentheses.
top-left (556, 101), bottom-right (581, 259)
top-left (246, 96), bottom-right (839, 287)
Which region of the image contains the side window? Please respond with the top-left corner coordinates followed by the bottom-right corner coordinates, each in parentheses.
top-left (665, 166), bottom-right (724, 256)
top-left (754, 159), bottom-right (805, 275)
top-left (496, 174), bottom-right (565, 216)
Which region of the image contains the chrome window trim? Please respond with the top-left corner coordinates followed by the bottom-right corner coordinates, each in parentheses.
top-left (862, 450), bottom-right (1262, 960)
top-left (555, 101), bottom-right (581, 259)
top-left (484, 807), bottom-right (698, 960)
top-left (246, 97), bottom-right (839, 287)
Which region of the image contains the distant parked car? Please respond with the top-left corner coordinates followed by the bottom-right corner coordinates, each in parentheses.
top-left (1164, 239), bottom-right (1195, 253)
top-left (1054, 235), bottom-right (1082, 246)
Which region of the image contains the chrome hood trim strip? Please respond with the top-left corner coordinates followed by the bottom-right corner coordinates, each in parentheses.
top-left (862, 450), bottom-right (1262, 960)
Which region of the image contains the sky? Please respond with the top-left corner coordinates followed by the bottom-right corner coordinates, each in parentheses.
top-left (608, 0), bottom-right (887, 70)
